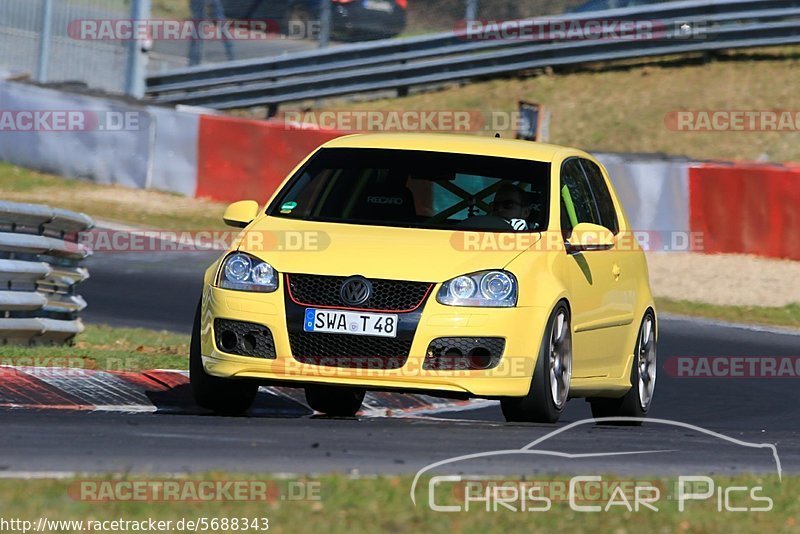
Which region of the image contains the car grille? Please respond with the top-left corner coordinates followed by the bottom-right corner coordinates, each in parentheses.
top-left (286, 274), bottom-right (432, 312)
top-left (289, 332), bottom-right (412, 369)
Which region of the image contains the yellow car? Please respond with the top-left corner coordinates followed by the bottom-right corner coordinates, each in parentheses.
top-left (191, 133), bottom-right (657, 423)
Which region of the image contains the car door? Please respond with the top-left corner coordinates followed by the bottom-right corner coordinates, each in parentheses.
top-left (560, 158), bottom-right (628, 378)
top-left (579, 158), bottom-right (636, 371)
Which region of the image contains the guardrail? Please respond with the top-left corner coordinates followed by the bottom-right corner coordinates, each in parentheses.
top-left (0, 201), bottom-right (93, 345)
top-left (145, 0), bottom-right (800, 111)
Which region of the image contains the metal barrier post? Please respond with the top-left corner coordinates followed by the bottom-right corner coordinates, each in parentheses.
top-left (465, 0), bottom-right (478, 21)
top-left (124, 0), bottom-right (152, 98)
top-left (35, 0), bottom-right (54, 83)
top-left (319, 0), bottom-right (331, 49)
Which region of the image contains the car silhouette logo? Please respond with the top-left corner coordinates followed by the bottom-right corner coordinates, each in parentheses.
top-left (409, 417), bottom-right (784, 506)
top-left (340, 276), bottom-right (372, 306)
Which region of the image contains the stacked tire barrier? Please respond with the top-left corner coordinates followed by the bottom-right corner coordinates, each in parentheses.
top-left (0, 201), bottom-right (93, 345)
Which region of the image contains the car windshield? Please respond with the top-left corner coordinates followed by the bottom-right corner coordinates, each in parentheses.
top-left (268, 148), bottom-right (550, 232)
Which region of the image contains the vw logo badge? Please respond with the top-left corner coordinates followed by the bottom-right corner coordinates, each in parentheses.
top-left (340, 276), bottom-right (372, 306)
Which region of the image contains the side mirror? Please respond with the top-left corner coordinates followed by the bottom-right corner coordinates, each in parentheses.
top-left (223, 200), bottom-right (260, 228)
top-left (565, 222), bottom-right (615, 253)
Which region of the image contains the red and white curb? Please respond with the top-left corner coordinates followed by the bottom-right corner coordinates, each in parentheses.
top-left (0, 367), bottom-right (493, 417)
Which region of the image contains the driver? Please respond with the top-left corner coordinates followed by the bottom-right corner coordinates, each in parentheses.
top-left (491, 184), bottom-right (531, 229)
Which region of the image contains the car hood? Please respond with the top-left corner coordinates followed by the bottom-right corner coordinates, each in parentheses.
top-left (236, 216), bottom-right (541, 282)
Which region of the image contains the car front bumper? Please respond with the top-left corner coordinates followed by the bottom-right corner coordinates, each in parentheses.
top-left (200, 285), bottom-right (550, 398)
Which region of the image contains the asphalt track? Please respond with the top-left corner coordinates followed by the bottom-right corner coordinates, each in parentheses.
top-left (1, 250), bottom-right (796, 477)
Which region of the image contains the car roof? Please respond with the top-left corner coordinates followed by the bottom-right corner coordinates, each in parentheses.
top-left (320, 133), bottom-right (586, 163)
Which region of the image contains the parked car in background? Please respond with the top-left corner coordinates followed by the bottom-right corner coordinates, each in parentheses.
top-left (569, 0), bottom-right (664, 13)
top-left (221, 0), bottom-right (407, 40)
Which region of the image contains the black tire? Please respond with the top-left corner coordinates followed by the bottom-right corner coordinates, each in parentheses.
top-left (589, 311), bottom-right (657, 425)
top-left (305, 385), bottom-right (365, 417)
top-left (501, 303), bottom-right (572, 423)
top-left (189, 300), bottom-right (258, 415)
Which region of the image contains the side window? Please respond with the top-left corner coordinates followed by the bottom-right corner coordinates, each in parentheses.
top-left (560, 158), bottom-right (600, 233)
top-left (580, 159), bottom-right (619, 234)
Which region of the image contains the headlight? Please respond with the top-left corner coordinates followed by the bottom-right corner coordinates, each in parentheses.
top-left (218, 253), bottom-right (278, 292)
top-left (450, 276), bottom-right (477, 300)
top-left (437, 270), bottom-right (517, 307)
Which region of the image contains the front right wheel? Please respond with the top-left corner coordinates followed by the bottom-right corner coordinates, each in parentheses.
top-left (501, 303), bottom-right (572, 423)
top-left (189, 299), bottom-right (258, 416)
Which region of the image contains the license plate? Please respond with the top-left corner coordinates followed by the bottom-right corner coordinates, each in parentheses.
top-left (363, 0), bottom-right (393, 13)
top-left (304, 309), bottom-right (398, 338)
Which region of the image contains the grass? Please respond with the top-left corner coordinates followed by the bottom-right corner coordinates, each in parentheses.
top-left (0, 324), bottom-right (189, 371)
top-left (656, 299), bottom-right (800, 330)
top-left (0, 163), bottom-right (228, 231)
top-left (0, 473), bottom-right (795, 532)
top-left (298, 46), bottom-right (800, 163)
top-left (151, 0), bottom-right (190, 18)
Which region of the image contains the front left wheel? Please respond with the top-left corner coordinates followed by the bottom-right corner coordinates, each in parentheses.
top-left (589, 311), bottom-right (656, 425)
top-left (501, 303), bottom-right (572, 423)
top-left (190, 300), bottom-right (258, 415)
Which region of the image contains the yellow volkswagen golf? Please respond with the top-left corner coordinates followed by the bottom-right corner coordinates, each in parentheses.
top-left (191, 133), bottom-right (657, 423)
